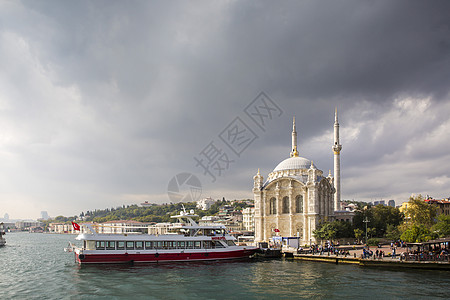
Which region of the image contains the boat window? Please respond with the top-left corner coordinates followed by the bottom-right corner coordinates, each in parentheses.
top-left (135, 241), bottom-right (144, 250)
top-left (177, 241), bottom-right (185, 249)
top-left (126, 241), bottom-right (134, 250)
top-left (86, 241), bottom-right (96, 250)
top-left (203, 241), bottom-right (212, 249)
top-left (96, 241), bottom-right (106, 250)
top-left (117, 241), bottom-right (125, 250)
top-left (106, 241), bottom-right (116, 250)
top-left (226, 240), bottom-right (236, 246)
top-left (187, 241), bottom-right (194, 249)
top-left (166, 241), bottom-right (175, 249)
top-left (194, 241), bottom-right (201, 249)
top-left (145, 241), bottom-right (153, 249)
top-left (213, 241), bottom-right (225, 248)
top-left (156, 241), bottom-right (163, 249)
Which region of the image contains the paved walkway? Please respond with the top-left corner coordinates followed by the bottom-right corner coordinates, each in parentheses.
top-left (348, 244), bottom-right (408, 259)
top-left (305, 244), bottom-right (409, 260)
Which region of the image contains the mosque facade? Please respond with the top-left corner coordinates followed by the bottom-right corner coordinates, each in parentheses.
top-left (253, 111), bottom-right (342, 244)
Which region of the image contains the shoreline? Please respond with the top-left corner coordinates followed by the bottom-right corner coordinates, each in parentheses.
top-left (291, 254), bottom-right (450, 270)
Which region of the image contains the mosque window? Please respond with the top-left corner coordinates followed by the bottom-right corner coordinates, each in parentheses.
top-left (295, 195), bottom-right (303, 213)
top-left (282, 196), bottom-right (289, 214)
top-left (269, 197), bottom-right (277, 214)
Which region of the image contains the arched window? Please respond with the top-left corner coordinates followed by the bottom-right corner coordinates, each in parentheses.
top-left (282, 196), bottom-right (289, 214)
top-left (269, 197), bottom-right (277, 214)
top-left (295, 195), bottom-right (303, 213)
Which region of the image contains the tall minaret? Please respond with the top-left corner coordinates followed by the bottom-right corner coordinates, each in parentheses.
top-left (332, 108), bottom-right (342, 211)
top-left (290, 117), bottom-right (299, 157)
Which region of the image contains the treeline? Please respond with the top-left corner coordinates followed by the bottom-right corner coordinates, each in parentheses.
top-left (47, 199), bottom-right (250, 224)
top-left (314, 195), bottom-right (450, 245)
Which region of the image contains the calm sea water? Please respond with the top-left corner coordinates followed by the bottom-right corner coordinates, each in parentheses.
top-left (0, 232), bottom-right (449, 299)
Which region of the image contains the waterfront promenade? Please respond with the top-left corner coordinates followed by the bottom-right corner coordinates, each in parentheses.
top-left (291, 244), bottom-right (450, 270)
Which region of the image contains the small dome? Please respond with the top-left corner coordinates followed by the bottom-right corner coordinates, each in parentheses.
top-left (273, 156), bottom-right (311, 172)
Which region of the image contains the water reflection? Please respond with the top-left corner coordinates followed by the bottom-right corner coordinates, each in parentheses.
top-left (2, 233), bottom-right (450, 299)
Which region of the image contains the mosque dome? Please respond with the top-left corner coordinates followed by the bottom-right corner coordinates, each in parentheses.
top-left (273, 156), bottom-right (311, 172)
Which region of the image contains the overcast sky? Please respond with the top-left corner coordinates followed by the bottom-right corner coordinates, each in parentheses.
top-left (1, 0), bottom-right (450, 219)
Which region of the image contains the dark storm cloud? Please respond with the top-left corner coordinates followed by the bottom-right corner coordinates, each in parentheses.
top-left (1, 0), bottom-right (450, 218)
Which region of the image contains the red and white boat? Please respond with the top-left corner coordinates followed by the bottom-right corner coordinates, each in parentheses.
top-left (66, 210), bottom-right (257, 264)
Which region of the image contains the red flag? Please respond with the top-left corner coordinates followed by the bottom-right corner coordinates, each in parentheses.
top-left (274, 228), bottom-right (280, 232)
top-left (72, 221), bottom-right (80, 231)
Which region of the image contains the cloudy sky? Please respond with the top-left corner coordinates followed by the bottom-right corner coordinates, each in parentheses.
top-left (1, 0), bottom-right (449, 219)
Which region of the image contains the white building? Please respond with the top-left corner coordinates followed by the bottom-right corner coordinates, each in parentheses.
top-left (96, 220), bottom-right (149, 234)
top-left (242, 207), bottom-right (255, 232)
top-left (254, 112), bottom-right (341, 244)
top-left (196, 197), bottom-right (216, 210)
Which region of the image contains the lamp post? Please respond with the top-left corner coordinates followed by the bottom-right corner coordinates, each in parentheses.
top-left (363, 217), bottom-right (370, 245)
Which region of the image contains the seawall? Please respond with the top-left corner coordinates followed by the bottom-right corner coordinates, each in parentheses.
top-left (292, 254), bottom-right (450, 270)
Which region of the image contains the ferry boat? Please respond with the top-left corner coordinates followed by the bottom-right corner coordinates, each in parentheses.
top-left (0, 222), bottom-right (6, 247)
top-left (66, 210), bottom-right (258, 264)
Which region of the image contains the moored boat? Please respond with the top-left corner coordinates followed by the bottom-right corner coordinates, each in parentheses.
top-left (0, 222), bottom-right (6, 247)
top-left (66, 210), bottom-right (258, 264)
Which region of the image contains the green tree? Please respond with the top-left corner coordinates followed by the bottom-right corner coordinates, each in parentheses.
top-left (432, 214), bottom-right (450, 237)
top-left (371, 205), bottom-right (404, 236)
top-left (313, 220), bottom-right (353, 242)
top-left (385, 224), bottom-right (401, 241)
top-left (400, 224), bottom-right (437, 243)
top-left (354, 228), bottom-right (364, 241)
top-left (405, 195), bottom-right (437, 228)
top-left (313, 222), bottom-right (335, 242)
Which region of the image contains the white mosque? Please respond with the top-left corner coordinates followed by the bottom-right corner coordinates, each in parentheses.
top-left (253, 110), bottom-right (342, 244)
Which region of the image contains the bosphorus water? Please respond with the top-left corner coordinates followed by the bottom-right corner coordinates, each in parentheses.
top-left (0, 232), bottom-right (448, 299)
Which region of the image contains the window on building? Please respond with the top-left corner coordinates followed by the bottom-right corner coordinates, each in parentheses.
top-left (282, 196), bottom-right (289, 214)
top-left (295, 195), bottom-right (303, 213)
top-left (270, 197), bottom-right (277, 214)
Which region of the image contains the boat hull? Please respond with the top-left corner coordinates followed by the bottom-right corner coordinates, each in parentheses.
top-left (75, 248), bottom-right (257, 264)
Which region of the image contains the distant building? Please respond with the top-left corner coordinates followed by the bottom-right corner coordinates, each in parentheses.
top-left (140, 201), bottom-right (155, 207)
top-left (388, 200), bottom-right (395, 207)
top-left (199, 215), bottom-right (220, 225)
top-left (97, 220), bottom-right (149, 234)
top-left (3, 213), bottom-right (9, 221)
top-left (49, 223), bottom-right (75, 234)
top-left (196, 197), bottom-right (216, 210)
top-left (15, 221), bottom-right (43, 230)
top-left (424, 198), bottom-right (450, 216)
top-left (399, 202), bottom-right (409, 214)
top-left (242, 207), bottom-right (255, 232)
top-left (373, 200), bottom-right (385, 206)
top-left (40, 211), bottom-right (49, 220)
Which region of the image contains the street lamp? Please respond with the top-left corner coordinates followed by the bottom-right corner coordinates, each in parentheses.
top-left (363, 217), bottom-right (370, 245)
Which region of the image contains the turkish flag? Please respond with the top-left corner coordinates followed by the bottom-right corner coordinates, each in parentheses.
top-left (274, 228), bottom-right (280, 232)
top-left (72, 221), bottom-right (80, 231)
